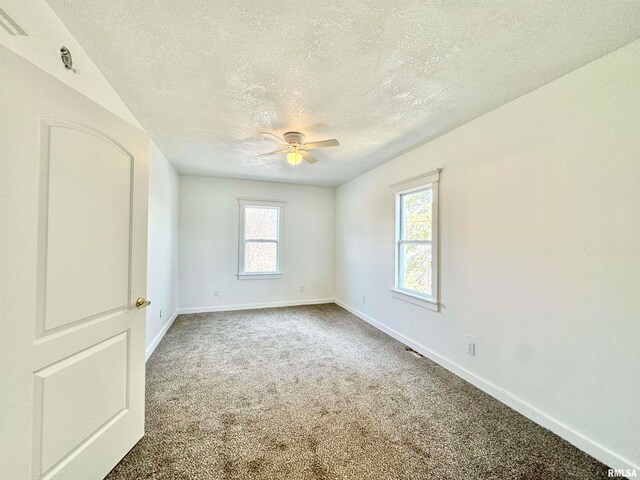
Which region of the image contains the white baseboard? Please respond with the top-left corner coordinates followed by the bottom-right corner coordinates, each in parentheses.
top-left (335, 299), bottom-right (638, 473)
top-left (145, 310), bottom-right (179, 361)
top-left (177, 297), bottom-right (335, 315)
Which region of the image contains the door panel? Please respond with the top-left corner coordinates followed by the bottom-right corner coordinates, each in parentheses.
top-left (34, 332), bottom-right (129, 475)
top-left (0, 46), bottom-right (148, 480)
top-left (42, 121), bottom-right (133, 334)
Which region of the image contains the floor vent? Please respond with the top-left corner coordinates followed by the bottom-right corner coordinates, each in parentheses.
top-left (405, 346), bottom-right (424, 358)
top-left (0, 8), bottom-right (27, 36)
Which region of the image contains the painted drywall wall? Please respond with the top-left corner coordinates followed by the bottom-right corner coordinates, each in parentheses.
top-left (179, 176), bottom-right (335, 311)
top-left (0, 0), bottom-right (141, 128)
top-left (145, 142), bottom-right (180, 359)
top-left (1, 1), bottom-right (180, 356)
top-left (335, 40), bottom-right (640, 471)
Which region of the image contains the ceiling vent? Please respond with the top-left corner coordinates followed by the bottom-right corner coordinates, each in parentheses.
top-left (0, 8), bottom-right (27, 36)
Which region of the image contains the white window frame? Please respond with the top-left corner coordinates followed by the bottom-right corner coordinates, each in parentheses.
top-left (390, 169), bottom-right (440, 311)
top-left (237, 198), bottom-right (285, 280)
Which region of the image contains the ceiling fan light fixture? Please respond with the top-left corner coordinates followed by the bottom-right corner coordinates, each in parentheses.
top-left (258, 131), bottom-right (339, 166)
top-left (287, 151), bottom-right (302, 165)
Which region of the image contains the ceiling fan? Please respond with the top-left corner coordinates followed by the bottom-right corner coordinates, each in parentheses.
top-left (257, 131), bottom-right (340, 165)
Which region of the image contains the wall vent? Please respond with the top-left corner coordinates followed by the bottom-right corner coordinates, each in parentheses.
top-left (405, 346), bottom-right (424, 358)
top-left (0, 8), bottom-right (27, 36)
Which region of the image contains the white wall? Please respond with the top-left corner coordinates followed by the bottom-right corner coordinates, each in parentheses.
top-left (1, 1), bottom-right (180, 356)
top-left (335, 40), bottom-right (640, 471)
top-left (0, 0), bottom-right (141, 128)
top-left (145, 143), bottom-right (180, 358)
top-left (179, 176), bottom-right (335, 311)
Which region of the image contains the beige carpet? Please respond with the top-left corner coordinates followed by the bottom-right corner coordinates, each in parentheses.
top-left (107, 304), bottom-right (612, 479)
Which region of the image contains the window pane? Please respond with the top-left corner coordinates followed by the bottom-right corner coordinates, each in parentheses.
top-left (245, 241), bottom-right (277, 272)
top-left (245, 207), bottom-right (278, 240)
top-left (400, 243), bottom-right (432, 296)
top-left (401, 188), bottom-right (432, 241)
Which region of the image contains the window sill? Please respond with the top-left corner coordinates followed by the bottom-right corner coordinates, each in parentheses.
top-left (391, 288), bottom-right (439, 312)
top-left (237, 272), bottom-right (283, 280)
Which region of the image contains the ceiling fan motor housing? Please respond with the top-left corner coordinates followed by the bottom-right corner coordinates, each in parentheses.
top-left (283, 131), bottom-right (305, 146)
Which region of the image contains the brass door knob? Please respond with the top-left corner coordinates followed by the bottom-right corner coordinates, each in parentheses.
top-left (135, 297), bottom-right (151, 309)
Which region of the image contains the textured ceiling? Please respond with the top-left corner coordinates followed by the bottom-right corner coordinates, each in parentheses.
top-left (48, 1), bottom-right (640, 186)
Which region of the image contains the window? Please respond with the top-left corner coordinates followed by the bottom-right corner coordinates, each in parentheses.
top-left (391, 170), bottom-right (439, 311)
top-left (237, 199), bottom-right (284, 279)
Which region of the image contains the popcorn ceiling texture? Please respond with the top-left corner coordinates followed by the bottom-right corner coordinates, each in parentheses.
top-left (105, 305), bottom-right (611, 479)
top-left (48, 1), bottom-right (640, 185)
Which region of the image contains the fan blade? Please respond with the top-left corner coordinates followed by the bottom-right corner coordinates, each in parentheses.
top-left (303, 139), bottom-right (340, 150)
top-left (256, 148), bottom-right (289, 158)
top-left (300, 150), bottom-right (319, 164)
top-left (260, 132), bottom-right (289, 145)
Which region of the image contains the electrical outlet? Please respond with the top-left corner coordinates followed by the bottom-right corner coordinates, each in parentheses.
top-left (362, 295), bottom-right (366, 304)
top-left (159, 309), bottom-right (162, 318)
top-left (466, 337), bottom-right (476, 356)
top-left (300, 286), bottom-right (304, 292)
top-left (214, 290), bottom-right (219, 297)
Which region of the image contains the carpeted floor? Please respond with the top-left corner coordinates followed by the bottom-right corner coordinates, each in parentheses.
top-left (107, 304), bottom-right (612, 479)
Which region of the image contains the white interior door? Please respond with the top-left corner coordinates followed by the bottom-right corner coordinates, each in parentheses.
top-left (0, 46), bottom-right (148, 479)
